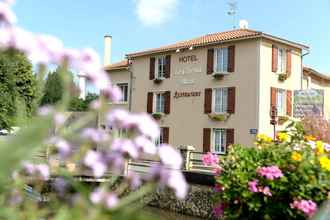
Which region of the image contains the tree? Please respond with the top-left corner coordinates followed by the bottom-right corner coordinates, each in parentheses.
top-left (40, 68), bottom-right (79, 106)
top-left (0, 49), bottom-right (38, 130)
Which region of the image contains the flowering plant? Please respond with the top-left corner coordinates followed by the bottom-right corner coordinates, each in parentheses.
top-left (211, 121), bottom-right (330, 219)
top-left (0, 1), bottom-right (187, 219)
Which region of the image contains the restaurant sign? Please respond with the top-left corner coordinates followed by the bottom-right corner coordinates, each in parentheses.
top-left (174, 91), bottom-right (201, 99)
top-left (293, 89), bottom-right (324, 118)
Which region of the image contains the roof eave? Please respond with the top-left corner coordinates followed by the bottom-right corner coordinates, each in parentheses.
top-left (261, 33), bottom-right (309, 50)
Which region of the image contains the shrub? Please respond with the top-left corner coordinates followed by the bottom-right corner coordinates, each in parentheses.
top-left (211, 122), bottom-right (330, 219)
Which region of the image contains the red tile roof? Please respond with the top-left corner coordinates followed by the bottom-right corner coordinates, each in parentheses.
top-left (127, 29), bottom-right (309, 58)
top-left (104, 60), bottom-right (129, 71)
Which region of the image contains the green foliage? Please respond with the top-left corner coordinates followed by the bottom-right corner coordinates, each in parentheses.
top-left (213, 122), bottom-right (330, 220)
top-left (0, 49), bottom-right (38, 130)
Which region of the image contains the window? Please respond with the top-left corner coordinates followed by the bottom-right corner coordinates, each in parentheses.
top-left (213, 88), bottom-right (228, 113)
top-left (277, 48), bottom-right (286, 73)
top-left (276, 89), bottom-right (286, 115)
top-left (155, 93), bottom-right (165, 113)
top-left (156, 56), bottom-right (166, 79)
top-left (214, 47), bottom-right (228, 73)
top-left (155, 127), bottom-right (165, 146)
top-left (212, 129), bottom-right (226, 154)
top-left (117, 83), bottom-right (128, 102)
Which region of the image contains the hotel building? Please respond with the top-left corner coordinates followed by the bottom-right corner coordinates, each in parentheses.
top-left (102, 28), bottom-right (314, 154)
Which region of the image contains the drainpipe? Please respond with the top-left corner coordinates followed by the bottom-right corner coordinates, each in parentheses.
top-left (127, 58), bottom-right (133, 112)
top-left (301, 49), bottom-right (310, 90)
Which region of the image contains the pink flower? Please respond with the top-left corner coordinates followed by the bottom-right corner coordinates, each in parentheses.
top-left (202, 152), bottom-right (219, 166)
top-left (290, 199), bottom-right (317, 217)
top-left (212, 203), bottom-right (225, 218)
top-left (260, 186), bottom-right (272, 197)
top-left (214, 183), bottom-right (224, 192)
top-left (83, 151), bottom-right (107, 178)
top-left (257, 166), bottom-right (283, 180)
top-left (248, 179), bottom-right (259, 193)
top-left (212, 165), bottom-right (223, 175)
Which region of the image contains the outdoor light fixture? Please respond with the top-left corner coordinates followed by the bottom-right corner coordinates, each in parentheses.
top-left (189, 46), bottom-right (194, 50)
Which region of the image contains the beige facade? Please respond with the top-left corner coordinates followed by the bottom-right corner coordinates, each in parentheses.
top-left (104, 29), bottom-right (311, 153)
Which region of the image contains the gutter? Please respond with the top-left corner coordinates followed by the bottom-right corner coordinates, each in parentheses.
top-left (127, 60), bottom-right (133, 112)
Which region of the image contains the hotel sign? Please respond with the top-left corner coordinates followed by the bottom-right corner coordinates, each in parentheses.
top-left (294, 89), bottom-right (324, 118)
top-left (179, 55), bottom-right (198, 63)
top-left (174, 91), bottom-right (201, 99)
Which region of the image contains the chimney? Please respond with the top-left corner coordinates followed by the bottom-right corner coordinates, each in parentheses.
top-left (104, 35), bottom-right (112, 66)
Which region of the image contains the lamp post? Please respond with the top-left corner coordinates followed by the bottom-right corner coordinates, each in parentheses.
top-left (270, 106), bottom-right (278, 140)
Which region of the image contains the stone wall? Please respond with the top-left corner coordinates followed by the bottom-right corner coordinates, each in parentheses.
top-left (147, 184), bottom-right (215, 219)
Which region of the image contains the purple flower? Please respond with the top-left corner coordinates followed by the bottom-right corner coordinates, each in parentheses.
top-left (111, 139), bottom-right (139, 159)
top-left (0, 2), bottom-right (16, 25)
top-left (84, 151), bottom-right (107, 178)
top-left (48, 137), bottom-right (72, 159)
top-left (37, 105), bottom-right (54, 116)
top-left (127, 171), bottom-right (142, 190)
top-left (90, 188), bottom-right (104, 205)
top-left (81, 128), bottom-right (109, 143)
top-left (35, 164), bottom-right (50, 180)
top-left (102, 85), bottom-right (122, 102)
top-left (158, 144), bottom-right (182, 169)
top-left (290, 199), bottom-right (317, 217)
top-left (202, 152), bottom-right (219, 167)
top-left (212, 203), bottom-right (225, 218)
top-left (134, 136), bottom-right (157, 155)
top-left (105, 193), bottom-right (118, 209)
top-left (248, 179), bottom-right (259, 193)
top-left (54, 113), bottom-right (66, 127)
top-left (324, 143), bottom-right (330, 152)
top-left (257, 166), bottom-right (283, 180)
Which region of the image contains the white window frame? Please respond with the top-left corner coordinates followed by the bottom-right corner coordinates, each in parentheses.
top-left (155, 56), bottom-right (166, 79)
top-left (117, 83), bottom-right (129, 103)
top-left (212, 128), bottom-right (227, 154)
top-left (154, 127), bottom-right (165, 146)
top-left (277, 47), bottom-right (287, 74)
top-left (154, 92), bottom-right (165, 113)
top-left (214, 47), bottom-right (229, 73)
top-left (212, 88), bottom-right (228, 114)
top-left (276, 89), bottom-right (287, 116)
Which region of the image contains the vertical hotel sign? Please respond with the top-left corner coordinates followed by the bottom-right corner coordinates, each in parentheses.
top-left (294, 89), bottom-right (324, 118)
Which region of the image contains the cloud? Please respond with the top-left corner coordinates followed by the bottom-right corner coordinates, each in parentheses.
top-left (134, 0), bottom-right (178, 26)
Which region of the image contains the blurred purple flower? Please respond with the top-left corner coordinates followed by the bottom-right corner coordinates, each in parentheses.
top-left (84, 150), bottom-right (107, 178)
top-left (134, 136), bottom-right (157, 155)
top-left (127, 171), bottom-right (142, 190)
top-left (90, 188), bottom-right (104, 205)
top-left (37, 105), bottom-right (54, 116)
top-left (0, 2), bottom-right (16, 25)
top-left (105, 193), bottom-right (118, 209)
top-left (35, 164), bottom-right (50, 180)
top-left (54, 112), bottom-right (66, 127)
top-left (158, 144), bottom-right (182, 169)
top-left (81, 128), bottom-right (109, 143)
top-left (111, 139), bottom-right (139, 159)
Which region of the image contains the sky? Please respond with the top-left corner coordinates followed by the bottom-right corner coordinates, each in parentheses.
top-left (12, 0), bottom-right (330, 74)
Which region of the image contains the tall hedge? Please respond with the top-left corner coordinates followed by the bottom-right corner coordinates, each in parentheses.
top-left (0, 49), bottom-right (38, 130)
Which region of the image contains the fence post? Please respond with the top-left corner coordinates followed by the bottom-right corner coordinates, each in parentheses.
top-left (179, 145), bottom-right (195, 171)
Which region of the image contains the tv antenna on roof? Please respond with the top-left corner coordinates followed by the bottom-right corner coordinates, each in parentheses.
top-left (227, 0), bottom-right (237, 29)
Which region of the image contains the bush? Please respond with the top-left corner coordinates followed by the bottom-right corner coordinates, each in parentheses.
top-left (211, 122), bottom-right (330, 219)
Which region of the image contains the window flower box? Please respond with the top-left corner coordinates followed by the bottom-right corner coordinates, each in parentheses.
top-left (278, 73), bottom-right (288, 82)
top-left (212, 72), bottom-right (226, 80)
top-left (154, 77), bottom-right (165, 84)
top-left (208, 113), bottom-right (230, 122)
top-left (152, 112), bottom-right (164, 120)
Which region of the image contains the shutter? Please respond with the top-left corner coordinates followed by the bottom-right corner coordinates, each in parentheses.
top-left (270, 87), bottom-right (277, 108)
top-left (207, 49), bottom-right (214, 75)
top-left (227, 87), bottom-right (236, 114)
top-left (164, 91), bottom-right (171, 114)
top-left (286, 90), bottom-right (292, 116)
top-left (286, 50), bottom-right (292, 76)
top-left (272, 45), bottom-right (278, 73)
top-left (147, 92), bottom-right (153, 113)
top-left (163, 127), bottom-right (169, 144)
top-left (228, 45), bottom-right (235, 72)
top-left (149, 57), bottom-right (155, 80)
top-left (226, 129), bottom-right (234, 148)
top-left (204, 88), bottom-right (213, 114)
top-left (203, 128), bottom-right (211, 153)
top-left (165, 55), bottom-right (171, 78)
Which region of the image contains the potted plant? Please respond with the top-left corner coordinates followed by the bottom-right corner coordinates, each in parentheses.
top-left (154, 77), bottom-right (165, 84)
top-left (152, 112), bottom-right (163, 120)
top-left (278, 73), bottom-right (288, 82)
top-left (208, 113), bottom-right (230, 122)
top-left (212, 72), bottom-right (225, 80)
